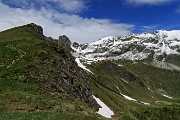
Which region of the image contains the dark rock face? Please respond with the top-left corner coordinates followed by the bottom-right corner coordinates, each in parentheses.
top-left (23, 39), bottom-right (97, 108)
top-left (58, 35), bottom-right (71, 52)
top-left (80, 44), bottom-right (88, 50)
top-left (26, 23), bottom-right (43, 35)
top-left (72, 42), bottom-right (79, 49)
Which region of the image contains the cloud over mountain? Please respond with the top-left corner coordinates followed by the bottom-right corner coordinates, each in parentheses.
top-left (0, 1), bottom-right (134, 43)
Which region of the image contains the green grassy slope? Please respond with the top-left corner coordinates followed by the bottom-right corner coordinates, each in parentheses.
top-left (87, 60), bottom-right (180, 120)
top-left (0, 24), bottom-right (104, 120)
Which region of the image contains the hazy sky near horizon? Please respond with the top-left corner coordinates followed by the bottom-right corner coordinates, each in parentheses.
top-left (0, 0), bottom-right (180, 43)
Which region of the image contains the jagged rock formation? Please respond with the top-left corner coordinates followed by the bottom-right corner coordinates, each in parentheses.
top-left (26, 23), bottom-right (43, 35)
top-left (58, 35), bottom-right (72, 52)
top-left (26, 44), bottom-right (97, 107)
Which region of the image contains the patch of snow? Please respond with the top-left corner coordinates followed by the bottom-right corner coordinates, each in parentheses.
top-left (120, 92), bottom-right (150, 105)
top-left (140, 101), bottom-right (150, 105)
top-left (92, 95), bottom-right (114, 118)
top-left (117, 64), bottom-right (123, 67)
top-left (116, 86), bottom-right (120, 91)
top-left (162, 94), bottom-right (173, 99)
top-left (152, 61), bottom-right (180, 71)
top-left (90, 36), bottom-right (116, 45)
top-left (120, 93), bottom-right (137, 101)
top-left (148, 87), bottom-right (153, 92)
top-left (120, 51), bottom-right (150, 61)
top-left (162, 58), bottom-right (165, 62)
top-left (158, 30), bottom-right (180, 41)
top-left (160, 40), bottom-right (177, 55)
top-left (116, 86), bottom-right (136, 101)
top-left (138, 33), bottom-right (155, 38)
top-left (75, 58), bottom-right (93, 74)
top-left (122, 79), bottom-right (129, 83)
top-left (116, 87), bottom-right (137, 101)
top-left (116, 86), bottom-right (150, 105)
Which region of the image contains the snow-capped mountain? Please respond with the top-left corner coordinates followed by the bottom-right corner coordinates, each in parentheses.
top-left (72, 30), bottom-right (180, 64)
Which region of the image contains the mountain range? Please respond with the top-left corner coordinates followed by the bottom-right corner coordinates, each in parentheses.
top-left (72, 30), bottom-right (180, 63)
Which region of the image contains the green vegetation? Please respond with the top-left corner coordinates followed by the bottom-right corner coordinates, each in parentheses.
top-left (0, 24), bottom-right (103, 120)
top-left (88, 60), bottom-right (180, 120)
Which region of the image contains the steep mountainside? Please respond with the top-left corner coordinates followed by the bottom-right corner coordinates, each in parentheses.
top-left (0, 23), bottom-right (103, 120)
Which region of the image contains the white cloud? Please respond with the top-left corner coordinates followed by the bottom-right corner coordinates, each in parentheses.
top-left (126, 0), bottom-right (174, 5)
top-left (0, 2), bottom-right (134, 43)
top-left (136, 25), bottom-right (160, 33)
top-left (142, 25), bottom-right (159, 30)
top-left (55, 0), bottom-right (86, 13)
top-left (1, 0), bottom-right (87, 13)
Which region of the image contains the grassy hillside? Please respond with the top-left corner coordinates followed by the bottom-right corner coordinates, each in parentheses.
top-left (0, 24), bottom-right (104, 120)
top-left (87, 60), bottom-right (180, 120)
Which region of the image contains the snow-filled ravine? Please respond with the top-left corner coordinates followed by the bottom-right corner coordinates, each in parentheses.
top-left (75, 58), bottom-right (93, 74)
top-left (120, 93), bottom-right (150, 105)
top-left (92, 95), bottom-right (114, 118)
top-left (117, 86), bottom-right (150, 105)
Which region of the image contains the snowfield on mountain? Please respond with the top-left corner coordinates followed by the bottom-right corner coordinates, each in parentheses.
top-left (72, 30), bottom-right (180, 64)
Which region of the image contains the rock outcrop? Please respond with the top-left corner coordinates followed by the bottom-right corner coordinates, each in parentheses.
top-left (26, 23), bottom-right (43, 36)
top-left (58, 35), bottom-right (72, 52)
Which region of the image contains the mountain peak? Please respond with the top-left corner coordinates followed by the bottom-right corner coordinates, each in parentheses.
top-left (0, 23), bottom-right (44, 42)
top-left (25, 23), bottom-right (43, 35)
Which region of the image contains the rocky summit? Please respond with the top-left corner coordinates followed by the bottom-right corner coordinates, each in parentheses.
top-left (0, 24), bottom-right (180, 120)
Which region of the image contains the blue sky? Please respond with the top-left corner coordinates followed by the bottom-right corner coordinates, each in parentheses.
top-left (0, 0), bottom-right (180, 43)
top-left (82, 0), bottom-right (180, 32)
